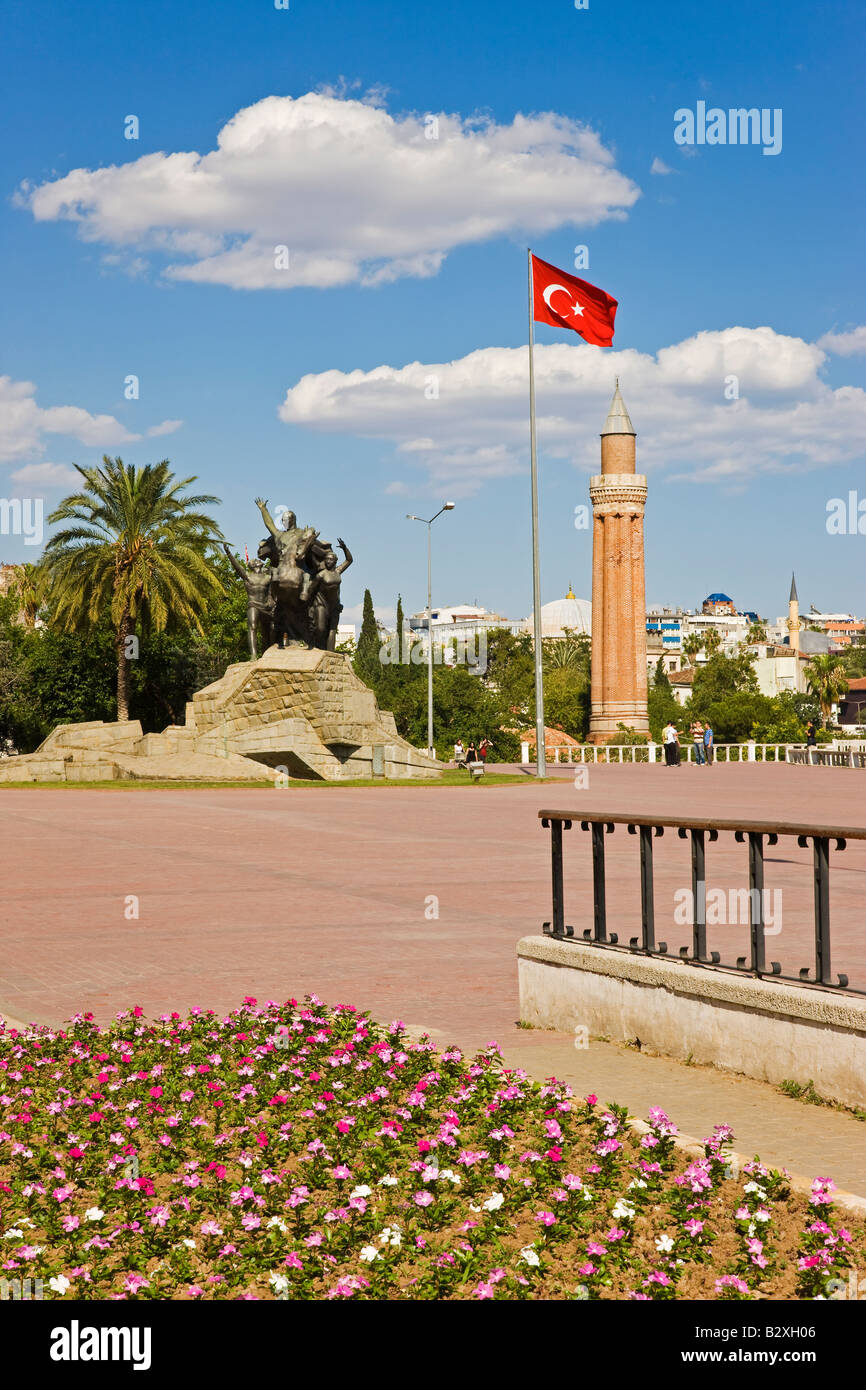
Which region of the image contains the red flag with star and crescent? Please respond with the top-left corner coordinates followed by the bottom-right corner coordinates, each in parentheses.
top-left (531, 253), bottom-right (618, 347)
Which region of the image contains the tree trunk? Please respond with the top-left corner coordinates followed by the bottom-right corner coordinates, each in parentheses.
top-left (116, 613), bottom-right (132, 722)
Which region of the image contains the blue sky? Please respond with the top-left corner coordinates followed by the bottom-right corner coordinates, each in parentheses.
top-left (2, 0), bottom-right (864, 625)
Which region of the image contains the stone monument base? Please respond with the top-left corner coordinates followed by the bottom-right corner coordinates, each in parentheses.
top-left (0, 648), bottom-right (446, 783)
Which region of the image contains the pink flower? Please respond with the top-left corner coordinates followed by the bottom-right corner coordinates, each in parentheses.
top-left (285, 1252), bottom-right (303, 1270)
top-left (684, 1219), bottom-right (704, 1237)
top-left (578, 1262), bottom-right (597, 1276)
top-left (123, 1274), bottom-right (150, 1294)
top-left (474, 1281), bottom-right (494, 1300)
top-left (304, 1232), bottom-right (323, 1247)
top-left (493, 1164), bottom-right (511, 1181)
top-left (414, 1191), bottom-right (434, 1207)
top-left (332, 1165), bottom-right (352, 1180)
top-left (535, 1211), bottom-right (556, 1227)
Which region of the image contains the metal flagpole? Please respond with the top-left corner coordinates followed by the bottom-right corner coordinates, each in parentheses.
top-left (527, 248), bottom-right (547, 778)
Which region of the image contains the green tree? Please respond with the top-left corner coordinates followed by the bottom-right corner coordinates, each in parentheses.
top-left (648, 684), bottom-right (681, 742)
top-left (682, 633), bottom-right (703, 665)
top-left (538, 667), bottom-right (589, 740)
top-left (395, 593), bottom-right (404, 665)
top-left (653, 657), bottom-right (672, 692)
top-left (40, 457), bottom-right (224, 721)
top-left (689, 650), bottom-right (757, 717)
top-left (746, 620), bottom-right (768, 644)
top-left (804, 653), bottom-right (849, 726)
top-left (703, 627), bottom-right (722, 658)
top-left (353, 588), bottom-right (380, 688)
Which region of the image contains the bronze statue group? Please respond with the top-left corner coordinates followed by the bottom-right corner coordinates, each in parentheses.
top-left (224, 498), bottom-right (352, 658)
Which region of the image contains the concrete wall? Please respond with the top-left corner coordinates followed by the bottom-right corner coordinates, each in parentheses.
top-left (517, 935), bottom-right (866, 1109)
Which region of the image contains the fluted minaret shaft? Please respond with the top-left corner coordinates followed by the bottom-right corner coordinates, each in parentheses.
top-left (589, 381), bottom-right (649, 742)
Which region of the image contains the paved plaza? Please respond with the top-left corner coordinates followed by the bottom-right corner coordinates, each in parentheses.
top-left (2, 763), bottom-right (865, 1192)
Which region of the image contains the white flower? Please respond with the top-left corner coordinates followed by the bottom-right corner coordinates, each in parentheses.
top-left (4, 1229), bottom-right (23, 1240)
top-left (469, 1203), bottom-right (481, 1213)
top-left (744, 1181), bottom-right (767, 1198)
top-left (377, 1226), bottom-right (402, 1248)
top-left (84, 1207), bottom-right (104, 1222)
top-left (182, 1238), bottom-right (197, 1249)
top-left (482, 1192), bottom-right (505, 1212)
top-left (611, 1200), bottom-right (635, 1221)
top-left (16, 1217), bottom-right (35, 1229)
top-left (49, 1275), bottom-right (71, 1295)
top-left (377, 1175), bottom-right (398, 1187)
top-left (754, 1208), bottom-right (771, 1223)
top-left (439, 1169), bottom-right (461, 1186)
top-left (359, 1245), bottom-right (380, 1263)
top-left (628, 1178), bottom-right (648, 1190)
top-left (269, 1272), bottom-right (290, 1294)
top-left (582, 1188), bottom-right (593, 1202)
top-left (421, 1165), bottom-right (440, 1183)
top-left (655, 1233), bottom-right (675, 1254)
top-left (350, 1184), bottom-right (372, 1199)
top-left (266, 1217), bottom-right (287, 1233)
top-left (520, 1246), bottom-right (540, 1268)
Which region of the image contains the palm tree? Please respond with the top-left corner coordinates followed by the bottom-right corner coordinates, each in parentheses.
top-left (702, 627), bottom-right (722, 658)
top-left (8, 563), bottom-right (44, 627)
top-left (682, 633), bottom-right (703, 665)
top-left (543, 629), bottom-right (591, 672)
top-left (746, 620), bottom-right (768, 645)
top-left (804, 653), bottom-right (849, 727)
top-left (41, 457), bottom-right (224, 721)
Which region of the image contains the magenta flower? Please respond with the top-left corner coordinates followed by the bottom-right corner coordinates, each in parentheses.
top-left (413, 1191), bottom-right (434, 1207)
top-left (535, 1211), bottom-right (556, 1227)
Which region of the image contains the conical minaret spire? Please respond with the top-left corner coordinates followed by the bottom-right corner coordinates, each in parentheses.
top-left (789, 573), bottom-right (798, 603)
top-left (601, 377), bottom-right (636, 436)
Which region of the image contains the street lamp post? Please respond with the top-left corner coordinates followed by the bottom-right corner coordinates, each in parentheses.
top-left (407, 503), bottom-right (455, 758)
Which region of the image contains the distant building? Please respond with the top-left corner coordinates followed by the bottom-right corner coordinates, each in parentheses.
top-left (839, 678), bottom-right (866, 727)
top-left (408, 603), bottom-right (524, 643)
top-left (527, 587), bottom-right (592, 640)
top-left (702, 592), bottom-right (737, 616)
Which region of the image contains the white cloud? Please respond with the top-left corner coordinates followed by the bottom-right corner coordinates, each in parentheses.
top-left (0, 376), bottom-right (140, 465)
top-left (146, 419), bottom-right (184, 437)
top-left (650, 157), bottom-right (673, 175)
top-left (17, 92), bottom-right (640, 290)
top-left (8, 461), bottom-right (79, 491)
top-left (278, 326), bottom-right (865, 493)
top-left (816, 326), bottom-right (866, 356)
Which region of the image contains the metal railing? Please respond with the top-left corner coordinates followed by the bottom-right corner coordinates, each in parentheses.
top-left (539, 809), bottom-right (866, 995)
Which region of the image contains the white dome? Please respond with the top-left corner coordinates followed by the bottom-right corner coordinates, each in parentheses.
top-left (530, 593), bottom-right (592, 638)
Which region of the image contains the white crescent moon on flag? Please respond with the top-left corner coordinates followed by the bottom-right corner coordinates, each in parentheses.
top-left (543, 283), bottom-right (575, 315)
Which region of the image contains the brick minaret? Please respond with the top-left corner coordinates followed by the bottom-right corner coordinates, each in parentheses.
top-left (588, 381), bottom-right (649, 742)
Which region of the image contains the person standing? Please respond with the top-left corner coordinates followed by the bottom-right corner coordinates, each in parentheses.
top-left (805, 719), bottom-right (817, 747)
top-left (479, 737), bottom-right (490, 764)
top-left (703, 721), bottom-right (714, 766)
top-left (454, 739), bottom-right (466, 766)
top-left (663, 721), bottom-right (680, 767)
top-left (690, 718), bottom-right (706, 765)
top-left (466, 740), bottom-right (478, 765)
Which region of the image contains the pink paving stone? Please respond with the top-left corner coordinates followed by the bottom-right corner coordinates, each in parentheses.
top-left (0, 764), bottom-right (864, 1047)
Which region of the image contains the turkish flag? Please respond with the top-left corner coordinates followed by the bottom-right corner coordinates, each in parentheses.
top-left (531, 254), bottom-right (618, 346)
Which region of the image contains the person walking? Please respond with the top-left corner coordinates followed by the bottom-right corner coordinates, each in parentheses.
top-left (703, 721), bottom-right (714, 766)
top-left (805, 719), bottom-right (817, 747)
top-left (663, 721), bottom-right (680, 767)
top-left (690, 718), bottom-right (706, 765)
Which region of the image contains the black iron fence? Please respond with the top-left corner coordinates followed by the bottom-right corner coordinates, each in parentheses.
top-left (539, 809), bottom-right (866, 995)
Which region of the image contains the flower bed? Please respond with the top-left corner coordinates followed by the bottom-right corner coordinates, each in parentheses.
top-left (1, 997), bottom-right (862, 1300)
